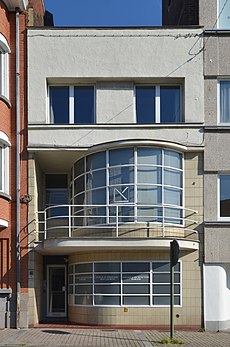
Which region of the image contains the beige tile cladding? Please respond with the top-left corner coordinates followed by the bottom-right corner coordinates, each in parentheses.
top-left (184, 153), bottom-right (204, 226)
top-left (68, 250), bottom-right (202, 327)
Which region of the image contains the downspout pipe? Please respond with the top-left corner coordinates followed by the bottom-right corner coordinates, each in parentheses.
top-left (15, 7), bottom-right (21, 330)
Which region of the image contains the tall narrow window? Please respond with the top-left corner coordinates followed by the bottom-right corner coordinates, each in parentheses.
top-left (136, 85), bottom-right (181, 123)
top-left (220, 81), bottom-right (230, 123)
top-left (0, 34), bottom-right (10, 99)
top-left (219, 175), bottom-right (230, 218)
top-left (46, 174), bottom-right (68, 217)
top-left (49, 86), bottom-right (95, 124)
top-left (0, 131), bottom-right (10, 195)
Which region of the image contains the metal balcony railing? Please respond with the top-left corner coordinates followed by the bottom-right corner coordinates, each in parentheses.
top-left (36, 204), bottom-right (198, 241)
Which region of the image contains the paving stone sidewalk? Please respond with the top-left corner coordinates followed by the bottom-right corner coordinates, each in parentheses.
top-left (0, 328), bottom-right (229, 347)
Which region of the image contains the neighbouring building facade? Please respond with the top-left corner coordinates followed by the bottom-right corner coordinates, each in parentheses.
top-left (27, 26), bottom-right (204, 328)
top-left (163, 0), bottom-right (230, 333)
top-left (0, 0), bottom-right (47, 329)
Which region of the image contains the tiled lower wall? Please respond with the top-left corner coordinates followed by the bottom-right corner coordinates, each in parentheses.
top-left (68, 250), bottom-right (202, 327)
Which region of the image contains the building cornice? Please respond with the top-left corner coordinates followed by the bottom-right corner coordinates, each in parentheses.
top-left (2, 0), bottom-right (28, 11)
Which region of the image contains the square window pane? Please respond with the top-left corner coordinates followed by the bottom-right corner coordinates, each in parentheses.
top-left (94, 285), bottom-right (120, 294)
top-left (50, 86), bottom-right (69, 124)
top-left (152, 262), bottom-right (170, 272)
top-left (122, 262), bottom-right (150, 272)
top-left (123, 284), bottom-right (150, 294)
top-left (137, 167), bottom-right (161, 184)
top-left (220, 81), bottom-right (230, 123)
top-left (94, 263), bottom-right (120, 272)
top-left (74, 86), bottom-right (95, 124)
top-left (153, 273), bottom-right (170, 283)
top-left (122, 273), bottom-right (150, 283)
top-left (86, 169), bottom-right (106, 190)
top-left (152, 262), bottom-right (180, 272)
top-left (75, 263), bottom-right (93, 273)
top-left (136, 86), bottom-right (155, 123)
top-left (137, 186), bottom-right (162, 205)
top-left (160, 86), bottom-right (181, 123)
top-left (109, 166), bottom-right (134, 185)
top-left (153, 284), bottom-right (180, 294)
top-left (152, 296), bottom-right (170, 305)
top-left (164, 150), bottom-right (182, 169)
top-left (75, 285), bottom-right (93, 294)
top-left (94, 273), bottom-right (120, 283)
top-left (123, 296), bottom-right (149, 305)
top-left (164, 169), bottom-right (182, 188)
top-left (86, 152), bottom-right (106, 171)
top-left (137, 147), bottom-right (162, 165)
top-left (164, 188), bottom-right (182, 206)
top-left (220, 175), bottom-right (230, 217)
top-left (137, 206), bottom-right (162, 223)
top-left (94, 295), bottom-right (120, 305)
top-left (75, 295), bottom-right (92, 305)
top-left (109, 148), bottom-right (134, 166)
top-left (75, 274), bottom-right (92, 284)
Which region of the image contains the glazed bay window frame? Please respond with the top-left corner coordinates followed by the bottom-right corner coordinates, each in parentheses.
top-left (217, 80), bottom-right (230, 124)
top-left (218, 174), bottom-right (230, 220)
top-left (48, 85), bottom-right (96, 124)
top-left (71, 147), bottom-right (184, 226)
top-left (135, 84), bottom-right (182, 124)
top-left (68, 261), bottom-right (182, 307)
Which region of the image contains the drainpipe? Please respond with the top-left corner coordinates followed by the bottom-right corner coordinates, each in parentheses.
top-left (15, 7), bottom-right (21, 330)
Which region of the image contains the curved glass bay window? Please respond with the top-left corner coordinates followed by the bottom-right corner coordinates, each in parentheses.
top-left (71, 147), bottom-right (183, 226)
top-left (69, 261), bottom-right (181, 307)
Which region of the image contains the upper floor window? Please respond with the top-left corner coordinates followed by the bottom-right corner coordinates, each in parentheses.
top-left (135, 85), bottom-right (181, 124)
top-left (218, 0), bottom-right (230, 28)
top-left (0, 34), bottom-right (10, 100)
top-left (0, 131), bottom-right (10, 195)
top-left (219, 174), bottom-right (230, 219)
top-left (219, 80), bottom-right (230, 123)
top-left (49, 85), bottom-right (95, 124)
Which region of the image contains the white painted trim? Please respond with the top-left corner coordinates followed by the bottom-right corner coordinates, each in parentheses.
top-left (155, 86), bottom-right (160, 123)
top-left (0, 34), bottom-right (10, 53)
top-left (0, 131), bottom-right (11, 146)
top-left (36, 238), bottom-right (199, 255)
top-left (2, 0), bottom-right (28, 11)
top-left (0, 218), bottom-right (8, 228)
top-left (69, 86), bottom-right (74, 124)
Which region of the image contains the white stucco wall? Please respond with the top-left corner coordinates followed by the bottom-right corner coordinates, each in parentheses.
top-left (204, 264), bottom-right (230, 330)
top-left (28, 28), bottom-right (204, 141)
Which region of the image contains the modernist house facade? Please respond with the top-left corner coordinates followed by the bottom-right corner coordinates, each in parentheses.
top-left (0, 0), bottom-right (47, 329)
top-left (27, 26), bottom-right (204, 327)
top-left (163, 0), bottom-right (230, 333)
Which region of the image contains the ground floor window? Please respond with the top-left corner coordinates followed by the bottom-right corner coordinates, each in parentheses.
top-left (68, 261), bottom-right (181, 307)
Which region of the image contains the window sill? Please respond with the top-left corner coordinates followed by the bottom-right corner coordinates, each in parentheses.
top-left (205, 221), bottom-right (230, 226)
top-left (0, 191), bottom-right (11, 201)
top-left (29, 123), bottom-right (204, 129)
top-left (0, 94), bottom-right (11, 108)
